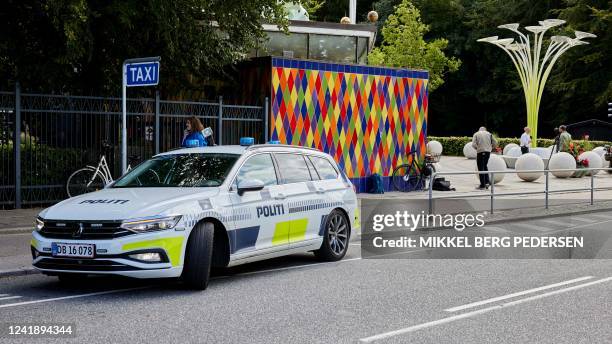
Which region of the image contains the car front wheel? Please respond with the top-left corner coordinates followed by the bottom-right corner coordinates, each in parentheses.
top-left (182, 222), bottom-right (214, 290)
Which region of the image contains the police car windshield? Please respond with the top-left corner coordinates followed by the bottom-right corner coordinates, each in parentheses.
top-left (112, 153), bottom-right (239, 188)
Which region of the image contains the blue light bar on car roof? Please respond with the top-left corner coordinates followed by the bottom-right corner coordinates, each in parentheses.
top-left (240, 137), bottom-right (255, 146)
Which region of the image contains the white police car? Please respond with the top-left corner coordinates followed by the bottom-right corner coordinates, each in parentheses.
top-left (32, 142), bottom-right (359, 289)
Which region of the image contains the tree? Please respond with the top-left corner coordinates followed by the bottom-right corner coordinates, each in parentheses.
top-left (300, 0), bottom-right (326, 20)
top-left (367, 0), bottom-right (460, 91)
top-left (550, 0), bottom-right (612, 125)
top-left (0, 0), bottom-right (288, 95)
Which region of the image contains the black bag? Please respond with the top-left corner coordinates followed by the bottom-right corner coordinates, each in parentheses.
top-left (367, 173), bottom-right (385, 194)
top-left (432, 177), bottom-right (455, 191)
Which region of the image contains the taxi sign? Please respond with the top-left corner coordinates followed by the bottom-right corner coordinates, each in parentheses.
top-left (125, 61), bottom-right (160, 87)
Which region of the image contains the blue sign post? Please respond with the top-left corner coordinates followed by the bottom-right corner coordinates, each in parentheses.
top-left (121, 57), bottom-right (160, 173)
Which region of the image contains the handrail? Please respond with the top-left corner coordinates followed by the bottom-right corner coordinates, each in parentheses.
top-left (428, 167), bottom-right (612, 214)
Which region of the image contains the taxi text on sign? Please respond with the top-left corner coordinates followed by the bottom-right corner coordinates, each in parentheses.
top-left (125, 61), bottom-right (160, 87)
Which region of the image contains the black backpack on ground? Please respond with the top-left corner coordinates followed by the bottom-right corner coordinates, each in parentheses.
top-left (432, 177), bottom-right (455, 191)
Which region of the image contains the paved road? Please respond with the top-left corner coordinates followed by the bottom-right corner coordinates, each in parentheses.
top-left (1, 211), bottom-right (611, 343)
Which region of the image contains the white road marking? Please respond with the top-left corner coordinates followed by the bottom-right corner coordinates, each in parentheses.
top-left (0, 287), bottom-right (148, 309)
top-left (538, 219), bottom-right (570, 227)
top-left (481, 226), bottom-right (511, 233)
top-left (0, 254), bottom-right (364, 309)
top-left (359, 276), bottom-right (612, 343)
top-left (0, 294), bottom-right (8, 297)
top-left (564, 218), bottom-right (612, 230)
top-left (444, 276), bottom-right (593, 312)
top-left (592, 213), bottom-right (612, 220)
top-left (511, 222), bottom-right (552, 232)
top-left (570, 216), bottom-right (598, 224)
top-left (0, 296), bottom-right (22, 301)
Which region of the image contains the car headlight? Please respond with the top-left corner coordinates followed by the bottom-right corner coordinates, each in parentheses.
top-left (120, 215), bottom-right (182, 233)
top-left (35, 217), bottom-right (44, 231)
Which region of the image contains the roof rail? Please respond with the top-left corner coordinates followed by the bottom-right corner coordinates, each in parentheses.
top-left (246, 144), bottom-right (321, 152)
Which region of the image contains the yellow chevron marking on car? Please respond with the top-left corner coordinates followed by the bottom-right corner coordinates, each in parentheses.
top-left (272, 218), bottom-right (309, 245)
top-left (289, 218), bottom-right (308, 243)
top-left (272, 221), bottom-right (290, 245)
top-left (353, 207), bottom-right (361, 231)
top-left (30, 238), bottom-right (37, 250)
top-left (122, 237), bottom-right (184, 266)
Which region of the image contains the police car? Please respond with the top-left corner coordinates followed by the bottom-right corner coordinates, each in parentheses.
top-left (31, 141), bottom-right (359, 289)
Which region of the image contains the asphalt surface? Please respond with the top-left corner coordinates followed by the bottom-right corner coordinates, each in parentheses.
top-left (1, 211), bottom-right (611, 343)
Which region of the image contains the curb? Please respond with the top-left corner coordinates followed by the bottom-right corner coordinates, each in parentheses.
top-left (485, 206), bottom-right (612, 225)
top-left (0, 267), bottom-right (40, 278)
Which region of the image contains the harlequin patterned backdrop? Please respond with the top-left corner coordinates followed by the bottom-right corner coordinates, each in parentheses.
top-left (270, 58), bottom-right (429, 192)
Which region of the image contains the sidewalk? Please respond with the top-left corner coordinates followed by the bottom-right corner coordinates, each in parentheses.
top-left (0, 207), bottom-right (41, 233)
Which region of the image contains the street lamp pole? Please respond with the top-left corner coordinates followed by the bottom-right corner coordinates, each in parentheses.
top-left (478, 20), bottom-right (595, 147)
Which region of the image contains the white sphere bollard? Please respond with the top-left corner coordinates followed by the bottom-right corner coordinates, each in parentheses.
top-left (548, 152), bottom-right (576, 178)
top-left (503, 143), bottom-right (519, 156)
top-left (507, 146), bottom-right (522, 157)
top-left (593, 146), bottom-right (606, 158)
top-left (515, 153), bottom-right (544, 182)
top-left (578, 151), bottom-right (603, 176)
top-left (487, 154), bottom-right (506, 184)
top-left (463, 142), bottom-right (477, 159)
top-left (427, 140), bottom-right (443, 155)
top-left (530, 147), bottom-right (552, 159)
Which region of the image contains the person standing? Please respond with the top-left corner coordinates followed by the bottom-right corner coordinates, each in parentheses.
top-left (520, 127), bottom-right (532, 154)
top-left (472, 126), bottom-right (497, 190)
top-left (558, 125), bottom-right (572, 153)
top-left (181, 116), bottom-right (208, 147)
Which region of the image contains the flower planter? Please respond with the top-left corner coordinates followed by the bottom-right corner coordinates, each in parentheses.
top-left (571, 169), bottom-right (588, 178)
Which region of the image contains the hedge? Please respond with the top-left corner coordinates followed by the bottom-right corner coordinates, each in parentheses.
top-left (0, 144), bottom-right (86, 186)
top-left (428, 136), bottom-right (612, 157)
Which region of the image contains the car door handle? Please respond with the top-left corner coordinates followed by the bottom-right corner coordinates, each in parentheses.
top-left (274, 193), bottom-right (286, 200)
top-left (316, 188), bottom-right (326, 194)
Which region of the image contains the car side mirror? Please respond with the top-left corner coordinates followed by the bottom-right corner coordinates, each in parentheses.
top-left (237, 179), bottom-right (265, 196)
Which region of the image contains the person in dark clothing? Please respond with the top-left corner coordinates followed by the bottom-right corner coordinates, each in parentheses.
top-left (181, 116), bottom-right (208, 147)
top-left (472, 127), bottom-right (497, 190)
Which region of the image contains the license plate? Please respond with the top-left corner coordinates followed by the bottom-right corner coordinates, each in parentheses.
top-left (51, 243), bottom-right (95, 258)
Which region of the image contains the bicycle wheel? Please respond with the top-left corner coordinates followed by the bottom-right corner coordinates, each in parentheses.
top-left (66, 167), bottom-right (106, 198)
top-left (392, 162), bottom-right (422, 192)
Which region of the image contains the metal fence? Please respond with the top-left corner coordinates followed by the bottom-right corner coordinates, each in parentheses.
top-left (0, 84), bottom-right (268, 208)
top-left (427, 167), bottom-right (612, 214)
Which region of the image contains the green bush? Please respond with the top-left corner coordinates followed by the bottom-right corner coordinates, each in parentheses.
top-left (429, 136), bottom-right (611, 156)
top-left (0, 144), bottom-right (86, 186)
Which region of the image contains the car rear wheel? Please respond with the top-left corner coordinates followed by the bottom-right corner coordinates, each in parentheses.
top-left (314, 209), bottom-right (350, 261)
top-left (182, 222), bottom-right (214, 290)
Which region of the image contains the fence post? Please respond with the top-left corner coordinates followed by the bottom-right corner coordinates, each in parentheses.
top-left (217, 96), bottom-right (223, 145)
top-left (590, 172), bottom-right (594, 205)
top-left (155, 90), bottom-right (160, 155)
top-left (490, 172), bottom-right (495, 214)
top-left (264, 97), bottom-right (269, 143)
top-left (428, 172), bottom-right (435, 214)
top-left (545, 170), bottom-right (549, 209)
top-left (14, 82), bottom-right (21, 209)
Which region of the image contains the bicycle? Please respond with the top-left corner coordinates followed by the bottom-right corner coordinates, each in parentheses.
top-left (391, 150), bottom-right (440, 192)
top-left (66, 141), bottom-right (150, 197)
